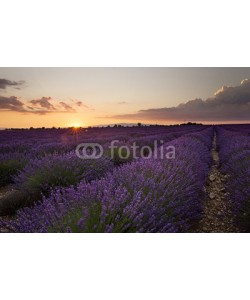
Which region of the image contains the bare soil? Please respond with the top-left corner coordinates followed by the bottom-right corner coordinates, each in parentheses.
top-left (194, 132), bottom-right (239, 233)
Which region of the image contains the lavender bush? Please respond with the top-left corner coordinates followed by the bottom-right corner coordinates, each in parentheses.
top-left (0, 152), bottom-right (29, 187)
top-left (13, 151), bottom-right (114, 203)
top-left (0, 128), bottom-right (213, 232)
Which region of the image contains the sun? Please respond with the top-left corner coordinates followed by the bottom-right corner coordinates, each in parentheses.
top-left (70, 122), bottom-right (82, 128)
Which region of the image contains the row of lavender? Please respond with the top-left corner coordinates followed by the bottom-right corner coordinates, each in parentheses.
top-left (0, 127), bottom-right (213, 232)
top-left (217, 126), bottom-right (250, 231)
top-left (0, 125), bottom-right (204, 154)
top-left (0, 125), bottom-right (206, 215)
top-left (0, 125), bottom-right (204, 192)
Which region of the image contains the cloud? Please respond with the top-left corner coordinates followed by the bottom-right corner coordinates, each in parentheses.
top-left (0, 95), bottom-right (78, 115)
top-left (0, 96), bottom-right (25, 111)
top-left (30, 97), bottom-right (56, 110)
top-left (112, 79), bottom-right (250, 122)
top-left (0, 96), bottom-right (55, 115)
top-left (0, 79), bottom-right (25, 90)
top-left (75, 100), bottom-right (89, 108)
top-left (117, 101), bottom-right (127, 105)
top-left (59, 101), bottom-right (75, 112)
top-left (69, 99), bottom-right (89, 108)
top-left (76, 101), bottom-right (83, 106)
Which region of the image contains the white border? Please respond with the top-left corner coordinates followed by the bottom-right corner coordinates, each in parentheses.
top-left (0, 1), bottom-right (249, 299)
top-left (0, 0), bottom-right (249, 67)
top-left (0, 234), bottom-right (249, 300)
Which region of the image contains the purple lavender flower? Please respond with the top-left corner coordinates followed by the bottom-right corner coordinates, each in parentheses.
top-left (0, 127), bottom-right (213, 233)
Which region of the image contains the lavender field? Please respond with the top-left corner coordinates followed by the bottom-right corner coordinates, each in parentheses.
top-left (0, 124), bottom-right (249, 233)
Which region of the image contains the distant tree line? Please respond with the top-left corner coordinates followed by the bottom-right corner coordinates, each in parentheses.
top-left (4, 121), bottom-right (203, 131)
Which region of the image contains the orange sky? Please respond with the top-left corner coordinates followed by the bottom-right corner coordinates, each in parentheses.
top-left (1, 68), bottom-right (250, 128)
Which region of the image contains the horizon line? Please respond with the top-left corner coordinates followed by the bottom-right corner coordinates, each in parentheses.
top-left (1, 121), bottom-right (250, 130)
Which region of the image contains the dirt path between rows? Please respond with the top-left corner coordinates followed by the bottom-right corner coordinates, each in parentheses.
top-left (194, 131), bottom-right (239, 233)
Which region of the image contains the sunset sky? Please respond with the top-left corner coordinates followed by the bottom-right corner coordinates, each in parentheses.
top-left (1, 68), bottom-right (250, 128)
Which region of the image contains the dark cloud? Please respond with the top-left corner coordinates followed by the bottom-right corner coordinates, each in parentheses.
top-left (30, 97), bottom-right (56, 110)
top-left (75, 101), bottom-right (89, 108)
top-left (70, 99), bottom-right (89, 108)
top-left (0, 96), bottom-right (55, 115)
top-left (0, 79), bottom-right (25, 90)
top-left (59, 101), bottom-right (75, 112)
top-left (0, 95), bottom-right (77, 115)
top-left (113, 79), bottom-right (250, 122)
top-left (0, 96), bottom-right (25, 111)
top-left (76, 101), bottom-right (83, 106)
